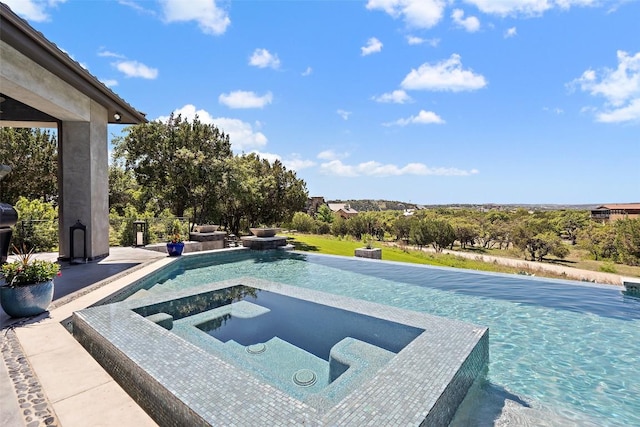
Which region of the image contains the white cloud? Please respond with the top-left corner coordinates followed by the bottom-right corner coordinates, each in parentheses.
top-left (249, 48), bottom-right (281, 69)
top-left (361, 37), bottom-right (383, 56)
top-left (320, 159), bottom-right (478, 177)
top-left (406, 36), bottom-right (425, 45)
top-left (156, 104), bottom-right (268, 151)
top-left (317, 150), bottom-right (349, 161)
top-left (465, 0), bottom-right (598, 17)
top-left (101, 79), bottom-right (118, 87)
top-left (543, 107), bottom-right (564, 115)
top-left (451, 9), bottom-right (480, 32)
top-left (406, 36), bottom-right (440, 47)
top-left (218, 91), bottom-right (273, 109)
top-left (384, 110), bottom-right (445, 126)
top-left (251, 151), bottom-right (279, 162)
top-left (596, 99), bottom-right (640, 123)
top-left (160, 0), bottom-right (230, 35)
top-left (302, 67), bottom-right (313, 76)
top-left (372, 90), bottom-right (413, 104)
top-left (114, 60), bottom-right (158, 79)
top-left (575, 51), bottom-right (640, 106)
top-left (571, 50), bottom-right (640, 123)
top-left (3, 0), bottom-right (66, 22)
top-left (250, 152), bottom-right (316, 171)
top-left (98, 49), bottom-right (125, 58)
top-left (214, 118), bottom-right (268, 151)
top-left (401, 54), bottom-right (487, 92)
top-left (285, 158), bottom-right (316, 171)
top-left (337, 109), bottom-right (352, 120)
top-left (504, 27), bottom-right (518, 38)
top-left (366, 0), bottom-right (446, 29)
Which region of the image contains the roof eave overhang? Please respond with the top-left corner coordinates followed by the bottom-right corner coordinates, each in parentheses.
top-left (0, 3), bottom-right (147, 125)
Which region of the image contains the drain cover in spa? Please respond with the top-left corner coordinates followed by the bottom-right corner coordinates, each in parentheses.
top-left (293, 369), bottom-right (317, 387)
top-left (246, 343), bottom-right (267, 354)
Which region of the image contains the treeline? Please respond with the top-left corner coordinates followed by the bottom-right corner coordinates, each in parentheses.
top-left (1, 117), bottom-right (309, 246)
top-left (110, 114), bottom-right (307, 237)
top-left (287, 208), bottom-right (640, 266)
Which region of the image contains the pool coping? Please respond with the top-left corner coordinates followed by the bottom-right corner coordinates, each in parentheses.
top-left (72, 277), bottom-right (489, 426)
top-left (4, 248), bottom-right (492, 426)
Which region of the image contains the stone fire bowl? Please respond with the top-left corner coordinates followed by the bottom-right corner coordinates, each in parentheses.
top-left (249, 227), bottom-right (281, 238)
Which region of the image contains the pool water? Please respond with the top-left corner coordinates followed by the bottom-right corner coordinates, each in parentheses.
top-left (198, 288), bottom-right (423, 359)
top-left (165, 285), bottom-right (424, 404)
top-left (143, 250), bottom-right (640, 426)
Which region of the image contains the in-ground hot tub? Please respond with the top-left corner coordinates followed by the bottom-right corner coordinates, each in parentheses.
top-left (73, 277), bottom-right (488, 426)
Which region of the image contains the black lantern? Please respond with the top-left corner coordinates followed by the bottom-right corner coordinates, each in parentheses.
top-left (133, 220), bottom-right (147, 246)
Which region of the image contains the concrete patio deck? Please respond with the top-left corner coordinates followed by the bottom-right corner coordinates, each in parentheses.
top-left (0, 247), bottom-right (172, 427)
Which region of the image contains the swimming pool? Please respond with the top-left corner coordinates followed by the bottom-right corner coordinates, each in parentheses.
top-left (75, 275), bottom-right (488, 425)
top-left (129, 250), bottom-right (640, 426)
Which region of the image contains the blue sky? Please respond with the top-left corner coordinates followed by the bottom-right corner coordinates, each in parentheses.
top-left (6, 0), bottom-right (639, 205)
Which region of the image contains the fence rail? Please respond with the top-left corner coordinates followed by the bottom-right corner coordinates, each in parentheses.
top-left (9, 217), bottom-right (194, 252)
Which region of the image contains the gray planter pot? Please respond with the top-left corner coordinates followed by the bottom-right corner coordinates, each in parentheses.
top-left (0, 280), bottom-right (54, 318)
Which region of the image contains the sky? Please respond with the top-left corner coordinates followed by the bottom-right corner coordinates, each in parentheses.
top-left (5, 0), bottom-right (640, 205)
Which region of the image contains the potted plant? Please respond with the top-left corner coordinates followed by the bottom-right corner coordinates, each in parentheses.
top-left (0, 246), bottom-right (61, 317)
top-left (166, 233), bottom-right (185, 256)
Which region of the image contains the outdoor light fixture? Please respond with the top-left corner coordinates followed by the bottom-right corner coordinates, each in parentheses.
top-left (113, 112), bottom-right (121, 122)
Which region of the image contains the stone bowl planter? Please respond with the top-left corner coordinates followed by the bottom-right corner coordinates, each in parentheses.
top-left (195, 225), bottom-right (219, 233)
top-left (355, 247), bottom-right (382, 260)
top-left (249, 227), bottom-right (281, 238)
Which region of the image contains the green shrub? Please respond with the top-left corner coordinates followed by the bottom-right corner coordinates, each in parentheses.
top-left (315, 221), bottom-right (330, 235)
top-left (599, 262), bottom-right (617, 274)
top-left (12, 197), bottom-right (58, 252)
top-left (290, 212), bottom-right (315, 233)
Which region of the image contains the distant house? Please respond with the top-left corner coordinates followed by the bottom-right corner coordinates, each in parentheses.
top-left (590, 203), bottom-right (640, 223)
top-left (328, 203), bottom-right (359, 219)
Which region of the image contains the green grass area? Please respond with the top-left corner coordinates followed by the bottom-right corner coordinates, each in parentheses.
top-left (286, 234), bottom-right (571, 280)
top-left (478, 245), bottom-right (640, 278)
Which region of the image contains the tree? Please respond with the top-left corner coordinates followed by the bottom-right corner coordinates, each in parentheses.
top-left (12, 197), bottom-right (58, 252)
top-left (429, 219), bottom-right (456, 253)
top-left (289, 212), bottom-right (315, 233)
top-left (578, 222), bottom-right (617, 261)
top-left (331, 215), bottom-right (349, 236)
top-left (512, 217), bottom-right (569, 261)
top-left (450, 218), bottom-right (479, 249)
top-left (218, 154), bottom-right (308, 235)
top-left (111, 114), bottom-right (232, 222)
top-left (393, 215), bottom-right (413, 242)
top-left (615, 218), bottom-right (640, 266)
top-left (410, 219), bottom-right (431, 249)
top-left (316, 205), bottom-right (334, 223)
top-left (0, 128), bottom-right (58, 205)
top-left (553, 210), bottom-right (589, 245)
top-left (108, 161), bottom-right (142, 215)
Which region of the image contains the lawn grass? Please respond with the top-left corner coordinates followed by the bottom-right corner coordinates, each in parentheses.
top-left (474, 245), bottom-right (640, 278)
top-left (286, 233), bottom-right (573, 280)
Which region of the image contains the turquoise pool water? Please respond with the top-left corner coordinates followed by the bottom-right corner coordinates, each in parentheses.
top-left (141, 250), bottom-right (640, 426)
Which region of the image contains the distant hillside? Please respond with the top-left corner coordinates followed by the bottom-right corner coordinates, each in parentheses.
top-left (326, 199), bottom-right (597, 212)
